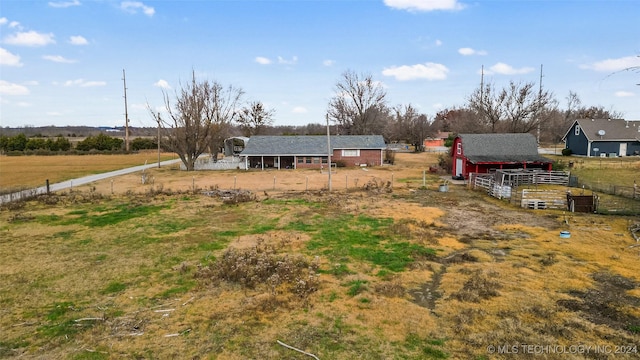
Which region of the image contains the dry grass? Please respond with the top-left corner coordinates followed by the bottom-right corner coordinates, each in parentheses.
top-left (0, 151), bottom-right (177, 192)
top-left (1, 152), bottom-right (639, 359)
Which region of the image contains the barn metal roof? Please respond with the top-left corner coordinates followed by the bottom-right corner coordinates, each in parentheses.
top-left (458, 133), bottom-right (550, 163)
top-left (240, 135), bottom-right (386, 156)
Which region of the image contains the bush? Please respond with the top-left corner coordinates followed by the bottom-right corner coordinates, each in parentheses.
top-left (561, 148), bottom-right (572, 156)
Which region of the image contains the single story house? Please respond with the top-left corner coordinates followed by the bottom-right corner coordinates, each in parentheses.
top-left (239, 135), bottom-right (386, 170)
top-left (562, 118), bottom-right (640, 157)
top-left (452, 133), bottom-right (552, 178)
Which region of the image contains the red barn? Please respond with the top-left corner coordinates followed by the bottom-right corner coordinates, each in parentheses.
top-left (452, 133), bottom-right (552, 178)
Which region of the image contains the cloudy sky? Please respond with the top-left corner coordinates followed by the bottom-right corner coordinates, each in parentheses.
top-left (1, 0), bottom-right (639, 128)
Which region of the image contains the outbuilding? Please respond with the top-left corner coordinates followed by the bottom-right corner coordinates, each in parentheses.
top-left (451, 133), bottom-right (552, 179)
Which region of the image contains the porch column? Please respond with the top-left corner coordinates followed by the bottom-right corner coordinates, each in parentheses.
top-left (261, 156), bottom-right (264, 170)
top-left (277, 156), bottom-right (281, 170)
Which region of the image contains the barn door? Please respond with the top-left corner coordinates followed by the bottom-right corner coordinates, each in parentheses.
top-left (455, 158), bottom-right (463, 177)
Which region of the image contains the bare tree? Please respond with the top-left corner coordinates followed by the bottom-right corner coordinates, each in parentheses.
top-left (149, 72), bottom-right (243, 171)
top-left (467, 81), bottom-right (554, 133)
top-left (236, 101), bottom-right (275, 137)
top-left (327, 70), bottom-right (388, 135)
top-left (467, 83), bottom-right (505, 133)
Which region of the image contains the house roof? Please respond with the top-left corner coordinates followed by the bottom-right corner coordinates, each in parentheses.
top-left (240, 135), bottom-right (386, 156)
top-left (458, 133), bottom-right (550, 163)
top-left (562, 118), bottom-right (640, 142)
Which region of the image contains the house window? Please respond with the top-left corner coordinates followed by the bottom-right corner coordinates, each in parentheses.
top-left (297, 157), bottom-right (303, 163)
top-left (312, 157), bottom-right (321, 164)
top-left (456, 143), bottom-right (462, 155)
top-left (575, 125), bottom-right (580, 136)
top-left (321, 157), bottom-right (328, 164)
top-left (342, 149), bottom-right (360, 157)
top-left (305, 157), bottom-right (311, 164)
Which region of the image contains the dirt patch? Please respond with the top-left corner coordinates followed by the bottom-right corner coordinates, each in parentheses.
top-left (558, 271), bottom-right (640, 333)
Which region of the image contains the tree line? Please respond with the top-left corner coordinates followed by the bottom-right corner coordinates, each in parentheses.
top-left (146, 69), bottom-right (624, 170)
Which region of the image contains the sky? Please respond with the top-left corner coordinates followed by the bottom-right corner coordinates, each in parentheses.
top-left (1, 0), bottom-right (639, 129)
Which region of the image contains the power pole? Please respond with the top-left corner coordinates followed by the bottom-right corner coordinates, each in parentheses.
top-left (326, 114), bottom-right (332, 192)
top-left (537, 64), bottom-right (544, 145)
top-left (157, 114), bottom-right (161, 168)
top-left (122, 69), bottom-right (130, 152)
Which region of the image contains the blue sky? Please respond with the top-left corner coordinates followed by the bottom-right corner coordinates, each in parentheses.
top-left (1, 0), bottom-right (639, 128)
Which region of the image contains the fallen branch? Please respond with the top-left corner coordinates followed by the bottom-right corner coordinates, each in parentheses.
top-left (153, 309), bottom-right (175, 313)
top-left (277, 340), bottom-right (320, 360)
top-left (182, 297), bottom-right (195, 306)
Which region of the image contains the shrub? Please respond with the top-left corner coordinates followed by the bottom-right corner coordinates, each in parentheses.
top-left (561, 148), bottom-right (572, 156)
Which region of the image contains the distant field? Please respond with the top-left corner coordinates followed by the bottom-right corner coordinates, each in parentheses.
top-left (0, 152), bottom-right (177, 192)
top-left (547, 155), bottom-right (640, 188)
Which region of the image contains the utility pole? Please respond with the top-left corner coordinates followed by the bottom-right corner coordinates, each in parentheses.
top-left (157, 114), bottom-right (161, 168)
top-left (326, 114), bottom-right (332, 192)
top-left (122, 69), bottom-right (130, 152)
top-left (537, 64), bottom-right (544, 145)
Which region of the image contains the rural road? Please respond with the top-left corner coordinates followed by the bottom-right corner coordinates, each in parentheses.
top-left (0, 158), bottom-right (182, 205)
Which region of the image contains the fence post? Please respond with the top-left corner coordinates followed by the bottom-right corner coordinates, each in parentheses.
top-left (46, 179), bottom-right (50, 194)
top-left (273, 176), bottom-right (276, 191)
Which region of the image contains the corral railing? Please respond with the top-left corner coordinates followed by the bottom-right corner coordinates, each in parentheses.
top-left (513, 189), bottom-right (567, 210)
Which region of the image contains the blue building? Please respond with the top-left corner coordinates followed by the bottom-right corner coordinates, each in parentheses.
top-left (562, 119), bottom-right (640, 157)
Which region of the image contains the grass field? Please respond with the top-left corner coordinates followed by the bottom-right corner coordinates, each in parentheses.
top-left (0, 153), bottom-right (639, 359)
top-left (0, 152), bottom-right (177, 193)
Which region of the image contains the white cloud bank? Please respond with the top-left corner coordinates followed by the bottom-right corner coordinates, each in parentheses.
top-left (255, 56), bottom-right (271, 65)
top-left (384, 0), bottom-right (465, 12)
top-left (484, 62), bottom-right (534, 75)
top-left (0, 47), bottom-right (22, 66)
top-left (0, 80), bottom-right (29, 95)
top-left (154, 79), bottom-right (171, 89)
top-left (614, 91), bottom-right (635, 97)
top-left (458, 47), bottom-right (487, 56)
top-left (69, 35), bottom-right (88, 45)
top-left (3, 30), bottom-right (55, 46)
top-left (120, 1), bottom-right (155, 17)
top-left (43, 55), bottom-right (77, 63)
top-left (62, 79), bottom-right (106, 87)
top-left (48, 0), bottom-right (81, 8)
top-left (382, 62), bottom-right (449, 81)
top-left (580, 55), bottom-right (640, 72)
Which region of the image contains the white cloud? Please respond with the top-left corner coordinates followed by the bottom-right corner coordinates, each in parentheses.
top-left (154, 79), bottom-right (171, 89)
top-left (0, 80), bottom-right (30, 95)
top-left (63, 79), bottom-right (106, 87)
top-left (458, 47), bottom-right (487, 56)
top-left (579, 55), bottom-right (640, 72)
top-left (485, 62), bottom-right (534, 75)
top-left (43, 55), bottom-right (76, 63)
top-left (3, 30), bottom-right (55, 46)
top-left (0, 47), bottom-right (23, 66)
top-left (48, 0), bottom-right (81, 8)
top-left (614, 91), bottom-right (635, 97)
top-left (255, 56), bottom-right (271, 65)
top-left (120, 1), bottom-right (155, 17)
top-left (323, 59), bottom-right (335, 66)
top-left (435, 39), bottom-right (442, 46)
top-left (0, 17), bottom-right (7, 25)
top-left (278, 55), bottom-right (298, 65)
top-left (292, 106), bottom-right (308, 114)
top-left (382, 62), bottom-right (449, 81)
top-left (69, 35), bottom-right (88, 45)
top-left (384, 0), bottom-right (465, 12)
